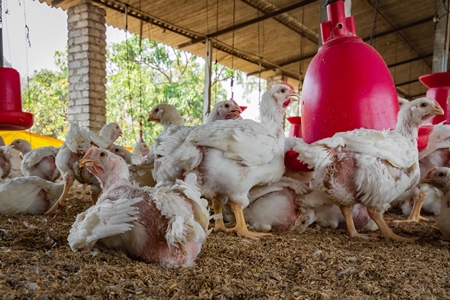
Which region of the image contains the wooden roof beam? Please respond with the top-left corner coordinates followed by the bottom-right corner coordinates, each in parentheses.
top-left (178, 0), bottom-right (317, 49)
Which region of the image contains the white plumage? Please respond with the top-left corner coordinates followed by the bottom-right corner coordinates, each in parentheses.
top-left (0, 176), bottom-right (64, 214)
top-left (0, 145), bottom-right (22, 179)
top-left (68, 146), bottom-right (209, 268)
top-left (45, 122), bottom-right (106, 214)
top-left (155, 83), bottom-right (298, 239)
top-left (420, 167), bottom-right (450, 242)
top-left (10, 139), bottom-right (61, 181)
top-left (291, 97), bottom-right (444, 241)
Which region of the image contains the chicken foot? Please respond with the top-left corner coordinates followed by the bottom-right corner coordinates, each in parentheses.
top-left (394, 188), bottom-right (429, 223)
top-left (367, 207), bottom-right (418, 242)
top-left (45, 174), bottom-right (74, 215)
top-left (226, 202), bottom-right (272, 239)
top-left (340, 205), bottom-right (378, 240)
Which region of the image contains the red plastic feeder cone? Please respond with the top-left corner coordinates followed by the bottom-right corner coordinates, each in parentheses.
top-left (300, 0), bottom-right (398, 144)
top-left (419, 72), bottom-right (450, 125)
top-left (417, 125), bottom-right (434, 152)
top-left (0, 68), bottom-right (34, 130)
top-left (286, 116), bottom-right (302, 138)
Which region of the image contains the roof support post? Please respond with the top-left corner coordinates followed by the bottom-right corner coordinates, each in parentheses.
top-left (432, 1), bottom-right (450, 72)
top-left (203, 38), bottom-right (213, 124)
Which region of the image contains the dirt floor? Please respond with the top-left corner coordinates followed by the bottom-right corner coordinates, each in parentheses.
top-left (0, 183), bottom-right (449, 300)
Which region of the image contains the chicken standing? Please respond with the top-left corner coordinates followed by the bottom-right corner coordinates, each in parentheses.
top-left (420, 167), bottom-right (450, 242)
top-left (291, 97), bottom-right (444, 241)
top-left (45, 122), bottom-right (110, 214)
top-left (0, 176), bottom-right (64, 214)
top-left (68, 146), bottom-right (209, 268)
top-left (155, 83), bottom-right (298, 239)
top-left (393, 123), bottom-right (450, 222)
top-left (10, 139), bottom-right (61, 182)
top-left (147, 100), bottom-right (243, 184)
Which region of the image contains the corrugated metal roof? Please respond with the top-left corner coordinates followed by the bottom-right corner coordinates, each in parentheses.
top-left (40, 0), bottom-right (438, 99)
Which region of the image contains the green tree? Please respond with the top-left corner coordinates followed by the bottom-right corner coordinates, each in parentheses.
top-left (22, 50), bottom-right (68, 139)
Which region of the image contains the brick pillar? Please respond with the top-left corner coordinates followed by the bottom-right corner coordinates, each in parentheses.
top-left (67, 2), bottom-right (106, 133)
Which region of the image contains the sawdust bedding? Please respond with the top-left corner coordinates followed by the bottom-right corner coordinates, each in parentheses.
top-left (0, 183), bottom-right (449, 300)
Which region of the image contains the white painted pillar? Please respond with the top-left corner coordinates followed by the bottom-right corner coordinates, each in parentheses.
top-left (203, 38), bottom-right (212, 124)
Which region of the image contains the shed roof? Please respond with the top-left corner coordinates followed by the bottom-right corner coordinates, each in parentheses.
top-left (40, 0), bottom-right (439, 99)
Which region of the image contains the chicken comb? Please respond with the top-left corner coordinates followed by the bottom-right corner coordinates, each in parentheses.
top-left (280, 81), bottom-right (295, 91)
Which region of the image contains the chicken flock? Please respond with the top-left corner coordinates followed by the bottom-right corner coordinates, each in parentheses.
top-left (1, 84), bottom-right (450, 268)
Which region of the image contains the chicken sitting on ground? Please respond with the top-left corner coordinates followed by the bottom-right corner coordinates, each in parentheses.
top-left (68, 146), bottom-right (210, 268)
top-left (0, 145), bottom-right (22, 179)
top-left (420, 167), bottom-right (450, 243)
top-left (155, 83), bottom-right (298, 239)
top-left (10, 139), bottom-right (60, 182)
top-left (291, 97), bottom-right (444, 241)
top-left (45, 122), bottom-right (110, 214)
top-left (223, 177), bottom-right (377, 233)
top-left (0, 176), bottom-right (64, 214)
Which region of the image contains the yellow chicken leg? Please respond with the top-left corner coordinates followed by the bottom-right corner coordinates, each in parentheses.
top-left (45, 174), bottom-right (74, 215)
top-left (367, 207), bottom-right (418, 242)
top-left (394, 187), bottom-right (429, 223)
top-left (340, 205), bottom-right (376, 240)
top-left (226, 202), bottom-right (272, 239)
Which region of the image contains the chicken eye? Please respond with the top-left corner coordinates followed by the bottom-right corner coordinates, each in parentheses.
top-left (100, 152), bottom-right (106, 157)
top-left (439, 172), bottom-right (445, 177)
top-left (420, 103), bottom-right (428, 108)
top-left (280, 88), bottom-right (286, 93)
top-left (114, 149), bottom-right (119, 153)
top-left (225, 104), bottom-right (230, 108)
top-left (155, 108), bottom-right (159, 113)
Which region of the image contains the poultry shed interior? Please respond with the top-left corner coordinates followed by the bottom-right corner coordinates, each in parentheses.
top-left (1, 0), bottom-right (450, 298)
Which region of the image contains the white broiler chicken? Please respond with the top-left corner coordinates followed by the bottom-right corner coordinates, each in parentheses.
top-left (107, 143), bottom-right (156, 187)
top-left (45, 122), bottom-right (111, 214)
top-left (155, 83), bottom-right (298, 239)
top-left (225, 177), bottom-right (377, 233)
top-left (10, 139), bottom-right (61, 182)
top-left (420, 167), bottom-right (450, 242)
top-left (0, 145), bottom-right (22, 179)
top-left (99, 122), bottom-right (123, 144)
top-left (132, 136), bottom-right (150, 163)
top-left (393, 122), bottom-right (450, 222)
top-left (0, 176), bottom-right (64, 214)
top-left (68, 146), bottom-right (209, 268)
top-left (291, 97), bottom-right (444, 241)
top-left (147, 100), bottom-right (243, 183)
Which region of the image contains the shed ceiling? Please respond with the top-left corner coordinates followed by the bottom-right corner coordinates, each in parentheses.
top-left (40, 0), bottom-right (440, 99)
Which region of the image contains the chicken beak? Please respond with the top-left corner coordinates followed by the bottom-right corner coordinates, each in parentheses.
top-left (288, 91), bottom-right (300, 102)
top-left (147, 114), bottom-right (155, 122)
top-left (79, 146), bottom-right (97, 168)
top-left (432, 101), bottom-right (444, 116)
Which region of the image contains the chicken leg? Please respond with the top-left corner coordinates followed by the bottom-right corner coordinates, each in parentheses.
top-left (340, 205), bottom-right (377, 240)
top-left (45, 173), bottom-right (74, 215)
top-left (212, 198), bottom-right (228, 232)
top-left (226, 202), bottom-right (272, 239)
top-left (394, 186), bottom-right (429, 223)
top-left (367, 207), bottom-right (418, 242)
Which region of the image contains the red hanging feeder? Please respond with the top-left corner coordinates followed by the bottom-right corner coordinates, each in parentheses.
top-left (419, 72), bottom-right (450, 125)
top-left (0, 68), bottom-right (34, 130)
top-left (300, 0), bottom-right (398, 143)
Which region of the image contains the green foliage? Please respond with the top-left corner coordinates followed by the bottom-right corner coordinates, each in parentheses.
top-left (21, 34), bottom-right (260, 147)
top-left (23, 50), bottom-right (68, 139)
